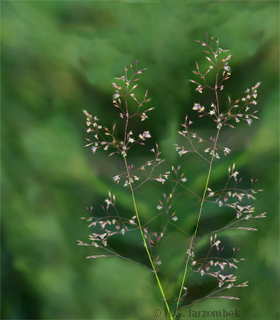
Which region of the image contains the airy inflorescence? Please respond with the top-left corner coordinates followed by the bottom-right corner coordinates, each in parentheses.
top-left (79, 34), bottom-right (266, 319)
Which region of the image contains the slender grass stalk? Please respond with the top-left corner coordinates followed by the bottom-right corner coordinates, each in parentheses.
top-left (123, 155), bottom-right (174, 320)
top-left (175, 128), bottom-right (220, 315)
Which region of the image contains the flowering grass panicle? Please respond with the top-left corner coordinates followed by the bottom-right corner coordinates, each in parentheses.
top-left (79, 34), bottom-right (266, 319)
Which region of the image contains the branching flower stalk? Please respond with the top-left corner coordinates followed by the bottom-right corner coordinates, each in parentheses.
top-left (82, 61), bottom-right (174, 318)
top-left (173, 34), bottom-right (263, 316)
top-left (79, 34), bottom-right (265, 319)
top-left (175, 35), bottom-right (226, 314)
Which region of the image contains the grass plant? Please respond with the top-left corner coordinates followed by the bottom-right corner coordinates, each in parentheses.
top-left (78, 34), bottom-right (266, 319)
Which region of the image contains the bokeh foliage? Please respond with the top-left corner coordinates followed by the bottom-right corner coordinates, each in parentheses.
top-left (1, 1), bottom-right (279, 319)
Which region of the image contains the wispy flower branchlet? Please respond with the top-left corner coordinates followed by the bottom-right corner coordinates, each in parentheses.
top-left (79, 34), bottom-right (266, 320)
top-left (83, 62), bottom-right (154, 157)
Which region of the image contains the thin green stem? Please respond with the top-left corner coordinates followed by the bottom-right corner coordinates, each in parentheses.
top-left (123, 155), bottom-right (174, 320)
top-left (175, 128), bottom-right (220, 315)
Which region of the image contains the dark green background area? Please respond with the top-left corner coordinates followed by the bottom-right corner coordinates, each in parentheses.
top-left (1, 1), bottom-right (279, 319)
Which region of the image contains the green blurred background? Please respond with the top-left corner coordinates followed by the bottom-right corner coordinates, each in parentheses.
top-left (1, 1), bottom-right (279, 319)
